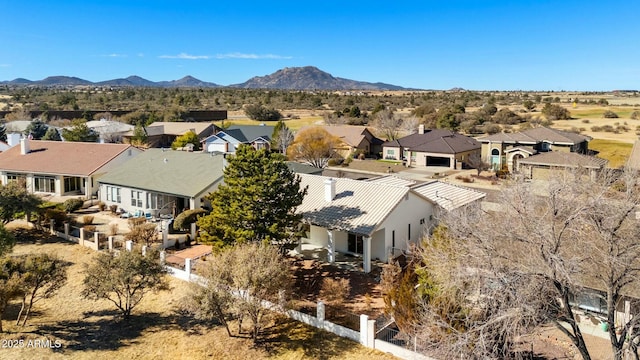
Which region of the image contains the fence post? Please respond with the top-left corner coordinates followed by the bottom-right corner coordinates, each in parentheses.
top-left (160, 250), bottom-right (166, 265)
top-left (190, 223), bottom-right (196, 242)
top-left (108, 236), bottom-right (114, 251)
top-left (50, 219), bottom-right (55, 235)
top-left (94, 232), bottom-right (100, 250)
top-left (64, 222), bottom-right (69, 241)
top-left (317, 301), bottom-right (325, 322)
top-left (185, 258), bottom-right (192, 277)
top-left (125, 240), bottom-right (133, 251)
top-left (360, 314), bottom-right (369, 347)
top-left (162, 224), bottom-right (169, 249)
top-left (142, 245), bottom-right (147, 256)
top-left (368, 319), bottom-right (376, 349)
top-left (79, 228), bottom-right (85, 247)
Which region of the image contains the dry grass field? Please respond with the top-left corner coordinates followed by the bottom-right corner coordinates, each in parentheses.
top-left (0, 228), bottom-right (395, 360)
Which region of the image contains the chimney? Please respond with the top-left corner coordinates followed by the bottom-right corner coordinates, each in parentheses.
top-left (20, 137), bottom-right (30, 155)
top-left (418, 124), bottom-right (425, 134)
top-left (7, 133), bottom-right (21, 147)
top-left (324, 178), bottom-right (336, 202)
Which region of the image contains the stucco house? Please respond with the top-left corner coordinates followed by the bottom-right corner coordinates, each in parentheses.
top-left (321, 125), bottom-right (384, 157)
top-left (295, 174), bottom-right (485, 273)
top-left (517, 151), bottom-right (608, 180)
top-left (122, 122), bottom-right (216, 148)
top-left (382, 126), bottom-right (480, 170)
top-left (0, 138), bottom-right (141, 198)
top-left (201, 125), bottom-right (274, 153)
top-left (478, 126), bottom-right (591, 171)
top-left (98, 148), bottom-right (224, 217)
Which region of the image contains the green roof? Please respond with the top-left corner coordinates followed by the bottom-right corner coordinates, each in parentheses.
top-left (99, 149), bottom-right (224, 197)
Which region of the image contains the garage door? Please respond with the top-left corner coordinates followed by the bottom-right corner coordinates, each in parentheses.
top-left (207, 143), bottom-right (227, 153)
top-left (426, 156), bottom-right (451, 167)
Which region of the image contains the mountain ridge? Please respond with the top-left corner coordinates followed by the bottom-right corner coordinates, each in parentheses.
top-left (1, 66), bottom-right (411, 90)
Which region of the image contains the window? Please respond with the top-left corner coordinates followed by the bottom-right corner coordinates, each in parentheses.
top-left (491, 148), bottom-right (500, 156)
top-left (147, 193), bottom-right (170, 210)
top-left (348, 233), bottom-right (363, 254)
top-left (131, 190), bottom-right (143, 207)
top-left (391, 230), bottom-right (395, 248)
top-left (408, 223), bottom-right (411, 240)
top-left (6, 173), bottom-right (26, 186)
top-left (34, 176), bottom-right (55, 193)
top-left (64, 177), bottom-right (81, 193)
top-left (106, 186), bottom-right (121, 203)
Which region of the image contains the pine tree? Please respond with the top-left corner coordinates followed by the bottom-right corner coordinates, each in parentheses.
top-left (197, 145), bottom-right (307, 249)
top-left (41, 127), bottom-right (62, 141)
top-left (23, 119), bottom-right (48, 140)
top-left (61, 120), bottom-right (99, 142)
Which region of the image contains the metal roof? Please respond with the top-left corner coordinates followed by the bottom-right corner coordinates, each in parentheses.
top-left (297, 174), bottom-right (416, 236)
top-left (367, 175), bottom-right (417, 187)
top-left (411, 181), bottom-right (486, 211)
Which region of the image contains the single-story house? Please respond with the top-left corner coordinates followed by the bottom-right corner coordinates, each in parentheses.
top-left (516, 151), bottom-right (608, 180)
top-left (382, 126), bottom-right (481, 170)
top-left (84, 119), bottom-right (134, 143)
top-left (201, 124), bottom-right (275, 153)
top-left (478, 127), bottom-right (591, 171)
top-left (98, 149), bottom-right (225, 217)
top-left (295, 174), bottom-right (485, 272)
top-left (122, 122), bottom-right (216, 148)
top-left (320, 125), bottom-right (384, 157)
top-left (0, 138), bottom-right (141, 198)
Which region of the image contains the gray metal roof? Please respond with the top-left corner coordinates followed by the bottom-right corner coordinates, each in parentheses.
top-left (411, 181), bottom-right (486, 211)
top-left (297, 174), bottom-right (415, 236)
top-left (367, 175), bottom-right (418, 187)
top-left (98, 149), bottom-right (224, 197)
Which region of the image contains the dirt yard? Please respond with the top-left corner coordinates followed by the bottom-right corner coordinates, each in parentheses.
top-left (0, 228), bottom-right (394, 360)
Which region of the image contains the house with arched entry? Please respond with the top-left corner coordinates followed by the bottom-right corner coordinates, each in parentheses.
top-left (478, 127), bottom-right (591, 172)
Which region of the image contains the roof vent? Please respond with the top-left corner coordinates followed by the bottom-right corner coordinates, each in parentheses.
top-left (163, 158), bottom-right (168, 163)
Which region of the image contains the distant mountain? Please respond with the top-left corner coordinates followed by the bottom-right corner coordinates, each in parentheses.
top-left (156, 76), bottom-right (220, 88)
top-left (0, 67), bottom-right (409, 90)
top-left (231, 66), bottom-right (407, 90)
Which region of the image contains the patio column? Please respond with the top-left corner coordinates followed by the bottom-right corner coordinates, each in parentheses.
top-left (327, 229), bottom-right (335, 263)
top-left (363, 236), bottom-right (371, 273)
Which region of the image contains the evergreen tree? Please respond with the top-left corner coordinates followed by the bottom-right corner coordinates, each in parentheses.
top-left (197, 145), bottom-right (307, 249)
top-left (41, 127), bottom-right (62, 141)
top-left (61, 120), bottom-right (99, 142)
top-left (23, 119), bottom-right (48, 140)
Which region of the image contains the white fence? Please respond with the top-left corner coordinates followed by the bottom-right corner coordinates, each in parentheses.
top-left (48, 219), bottom-right (431, 360)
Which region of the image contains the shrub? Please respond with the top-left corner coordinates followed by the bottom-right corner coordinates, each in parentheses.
top-left (97, 202), bottom-right (106, 211)
top-left (173, 208), bottom-right (207, 231)
top-left (108, 223), bottom-right (119, 236)
top-left (127, 217), bottom-right (146, 230)
top-left (83, 225), bottom-right (97, 233)
top-left (45, 209), bottom-right (68, 226)
top-left (82, 215), bottom-right (94, 225)
top-left (581, 119), bottom-right (590, 123)
top-left (603, 110), bottom-right (618, 118)
top-left (319, 278), bottom-right (351, 305)
top-left (63, 198), bottom-right (84, 213)
top-left (109, 204), bottom-right (118, 213)
top-left (631, 111), bottom-right (640, 120)
top-left (327, 158), bottom-right (343, 166)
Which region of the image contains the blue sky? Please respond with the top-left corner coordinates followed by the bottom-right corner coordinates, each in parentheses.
top-left (1, 0), bottom-right (638, 91)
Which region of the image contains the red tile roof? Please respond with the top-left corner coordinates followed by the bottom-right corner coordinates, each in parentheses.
top-left (0, 140), bottom-right (134, 176)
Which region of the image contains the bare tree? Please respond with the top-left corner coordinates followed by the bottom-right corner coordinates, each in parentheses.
top-left (466, 153), bottom-right (491, 176)
top-left (373, 109), bottom-right (402, 141)
top-left (184, 242), bottom-right (292, 342)
top-left (435, 169), bottom-right (640, 360)
top-left (275, 125), bottom-right (294, 154)
top-left (400, 116), bottom-right (420, 136)
top-left (125, 222), bottom-right (159, 247)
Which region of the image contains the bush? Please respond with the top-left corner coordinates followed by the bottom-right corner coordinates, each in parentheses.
top-left (108, 223), bottom-right (119, 236)
top-left (82, 215), bottom-right (94, 225)
top-left (243, 104), bottom-right (283, 121)
top-left (603, 110), bottom-right (619, 118)
top-left (98, 202), bottom-right (106, 211)
top-left (319, 278), bottom-right (351, 305)
top-left (631, 111), bottom-right (640, 120)
top-left (45, 209), bottom-right (68, 226)
top-left (83, 225), bottom-right (97, 233)
top-left (581, 119), bottom-right (590, 123)
top-left (327, 158), bottom-right (343, 166)
top-left (109, 204), bottom-right (118, 213)
top-left (63, 198), bottom-right (84, 213)
top-left (173, 208), bottom-right (207, 231)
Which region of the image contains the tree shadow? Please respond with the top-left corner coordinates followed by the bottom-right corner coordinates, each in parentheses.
top-left (34, 309), bottom-right (211, 353)
top-left (12, 228), bottom-right (75, 246)
top-left (258, 316), bottom-right (355, 360)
